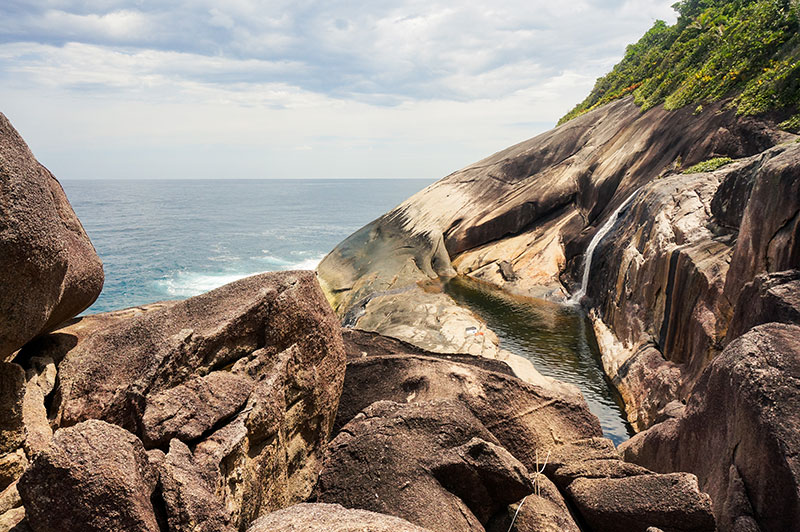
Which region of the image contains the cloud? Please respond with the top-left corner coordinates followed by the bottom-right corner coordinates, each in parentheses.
top-left (0, 1), bottom-right (678, 180)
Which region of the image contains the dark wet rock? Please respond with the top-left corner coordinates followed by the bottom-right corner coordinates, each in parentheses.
top-left (18, 420), bottom-right (160, 532)
top-left (620, 323), bottom-right (800, 531)
top-left (0, 112), bottom-right (103, 360)
top-left (247, 503), bottom-right (434, 532)
top-left (158, 439), bottom-right (234, 532)
top-left (141, 371), bottom-right (254, 447)
top-left (566, 472), bottom-right (715, 532)
top-left (318, 400), bottom-right (533, 532)
top-left (334, 352), bottom-right (602, 472)
top-left (486, 475), bottom-right (581, 532)
top-left (726, 270), bottom-right (800, 342)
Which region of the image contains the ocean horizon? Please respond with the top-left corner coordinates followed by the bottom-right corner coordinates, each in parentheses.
top-left (63, 178), bottom-right (434, 314)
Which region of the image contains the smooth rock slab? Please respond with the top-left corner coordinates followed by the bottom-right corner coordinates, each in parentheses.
top-left (247, 503), bottom-right (434, 532)
top-left (18, 420), bottom-right (160, 532)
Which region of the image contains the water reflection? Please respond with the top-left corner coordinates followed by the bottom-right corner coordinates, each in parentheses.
top-left (444, 276), bottom-right (634, 445)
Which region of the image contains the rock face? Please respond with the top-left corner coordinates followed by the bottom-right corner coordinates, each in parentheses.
top-left (12, 271), bottom-right (347, 531)
top-left (247, 503), bottom-right (434, 532)
top-left (318, 400), bottom-right (534, 532)
top-left (620, 324), bottom-right (800, 531)
top-left (18, 420), bottom-right (160, 532)
top-left (0, 112), bottom-right (103, 360)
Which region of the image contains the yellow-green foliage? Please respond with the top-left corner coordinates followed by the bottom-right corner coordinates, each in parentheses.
top-left (683, 157), bottom-right (734, 173)
top-left (560, 0), bottom-right (800, 125)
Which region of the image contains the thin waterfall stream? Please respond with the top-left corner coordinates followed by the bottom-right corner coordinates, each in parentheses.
top-left (569, 189), bottom-right (641, 305)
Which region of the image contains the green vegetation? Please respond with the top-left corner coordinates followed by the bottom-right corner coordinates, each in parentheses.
top-left (560, 0), bottom-right (800, 125)
top-left (683, 157), bottom-right (734, 173)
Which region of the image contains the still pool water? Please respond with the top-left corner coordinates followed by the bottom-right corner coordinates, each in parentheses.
top-left (444, 276), bottom-right (634, 445)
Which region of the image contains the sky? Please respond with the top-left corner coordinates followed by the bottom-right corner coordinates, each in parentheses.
top-left (0, 1), bottom-right (677, 180)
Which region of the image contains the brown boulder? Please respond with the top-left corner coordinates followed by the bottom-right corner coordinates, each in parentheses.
top-left (318, 400), bottom-right (533, 532)
top-left (22, 271), bottom-right (346, 529)
top-left (566, 472), bottom-right (715, 532)
top-left (0, 363), bottom-right (25, 456)
top-left (335, 353), bottom-right (602, 473)
top-left (620, 323), bottom-right (800, 531)
top-left (157, 439), bottom-right (234, 532)
top-left (17, 420), bottom-right (160, 532)
top-left (247, 503), bottom-right (434, 532)
top-left (141, 371), bottom-right (254, 447)
top-left (486, 475), bottom-right (581, 532)
top-left (0, 112), bottom-right (103, 360)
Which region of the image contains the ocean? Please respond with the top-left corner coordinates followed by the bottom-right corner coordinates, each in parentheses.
top-left (62, 179), bottom-right (434, 314)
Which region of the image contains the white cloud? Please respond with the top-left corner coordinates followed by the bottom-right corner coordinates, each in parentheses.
top-left (0, 0), bottom-right (678, 180)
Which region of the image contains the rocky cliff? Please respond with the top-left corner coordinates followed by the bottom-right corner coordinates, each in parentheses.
top-left (317, 66), bottom-right (799, 532)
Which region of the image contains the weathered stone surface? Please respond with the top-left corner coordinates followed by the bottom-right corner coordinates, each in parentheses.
top-left (486, 475), bottom-right (581, 532)
top-left (0, 112), bottom-right (103, 360)
top-left (620, 324), bottom-right (800, 531)
top-left (247, 503), bottom-right (434, 532)
top-left (158, 439), bottom-right (234, 532)
top-left (21, 364), bottom-right (52, 457)
top-left (567, 472), bottom-right (715, 532)
top-left (142, 371), bottom-right (254, 447)
top-left (318, 400), bottom-right (534, 532)
top-left (0, 364), bottom-right (25, 456)
top-left (335, 352), bottom-right (601, 472)
top-left (20, 272), bottom-right (345, 530)
top-left (0, 481), bottom-right (21, 515)
top-left (724, 144), bottom-right (800, 300)
top-left (18, 420), bottom-right (160, 532)
top-left (0, 450), bottom-right (26, 493)
top-left (0, 506), bottom-right (27, 531)
top-left (551, 458), bottom-right (650, 490)
top-left (726, 270), bottom-right (800, 342)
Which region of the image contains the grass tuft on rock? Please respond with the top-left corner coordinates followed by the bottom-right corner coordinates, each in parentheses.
top-left (683, 157), bottom-right (734, 174)
top-left (559, 0), bottom-right (800, 126)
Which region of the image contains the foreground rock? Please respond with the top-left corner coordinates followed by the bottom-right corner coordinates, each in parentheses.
top-left (247, 503), bottom-right (434, 532)
top-left (18, 420), bottom-right (160, 532)
top-left (319, 400), bottom-right (534, 532)
top-left (334, 346), bottom-right (601, 468)
top-left (14, 271), bottom-right (346, 530)
top-left (0, 112), bottom-right (103, 360)
top-left (620, 324), bottom-right (800, 531)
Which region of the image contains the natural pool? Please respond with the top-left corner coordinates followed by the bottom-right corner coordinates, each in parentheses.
top-left (444, 276), bottom-right (634, 445)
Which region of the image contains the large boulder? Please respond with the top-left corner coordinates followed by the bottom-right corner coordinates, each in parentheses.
top-left (566, 472), bottom-right (715, 532)
top-left (0, 112), bottom-right (103, 360)
top-left (726, 270), bottom-right (800, 342)
top-left (620, 323), bottom-right (800, 531)
top-left (247, 503), bottom-right (434, 532)
top-left (17, 420), bottom-right (160, 532)
top-left (318, 400), bottom-right (534, 532)
top-left (19, 271), bottom-right (346, 530)
top-left (334, 351), bottom-right (602, 471)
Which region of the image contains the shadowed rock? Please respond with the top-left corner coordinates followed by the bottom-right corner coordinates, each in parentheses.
top-left (318, 400), bottom-right (533, 532)
top-left (620, 323), bottom-right (800, 531)
top-left (18, 420), bottom-right (160, 532)
top-left (247, 503), bottom-right (434, 532)
top-left (726, 270), bottom-right (800, 343)
top-left (486, 475), bottom-right (580, 532)
top-left (0, 112), bottom-right (103, 360)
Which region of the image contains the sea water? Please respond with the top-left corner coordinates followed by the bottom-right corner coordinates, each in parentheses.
top-left (63, 179), bottom-right (433, 314)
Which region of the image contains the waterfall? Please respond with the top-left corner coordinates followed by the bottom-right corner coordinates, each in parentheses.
top-left (569, 189), bottom-right (640, 305)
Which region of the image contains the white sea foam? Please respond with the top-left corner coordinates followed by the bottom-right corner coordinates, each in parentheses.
top-left (155, 255), bottom-right (325, 298)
